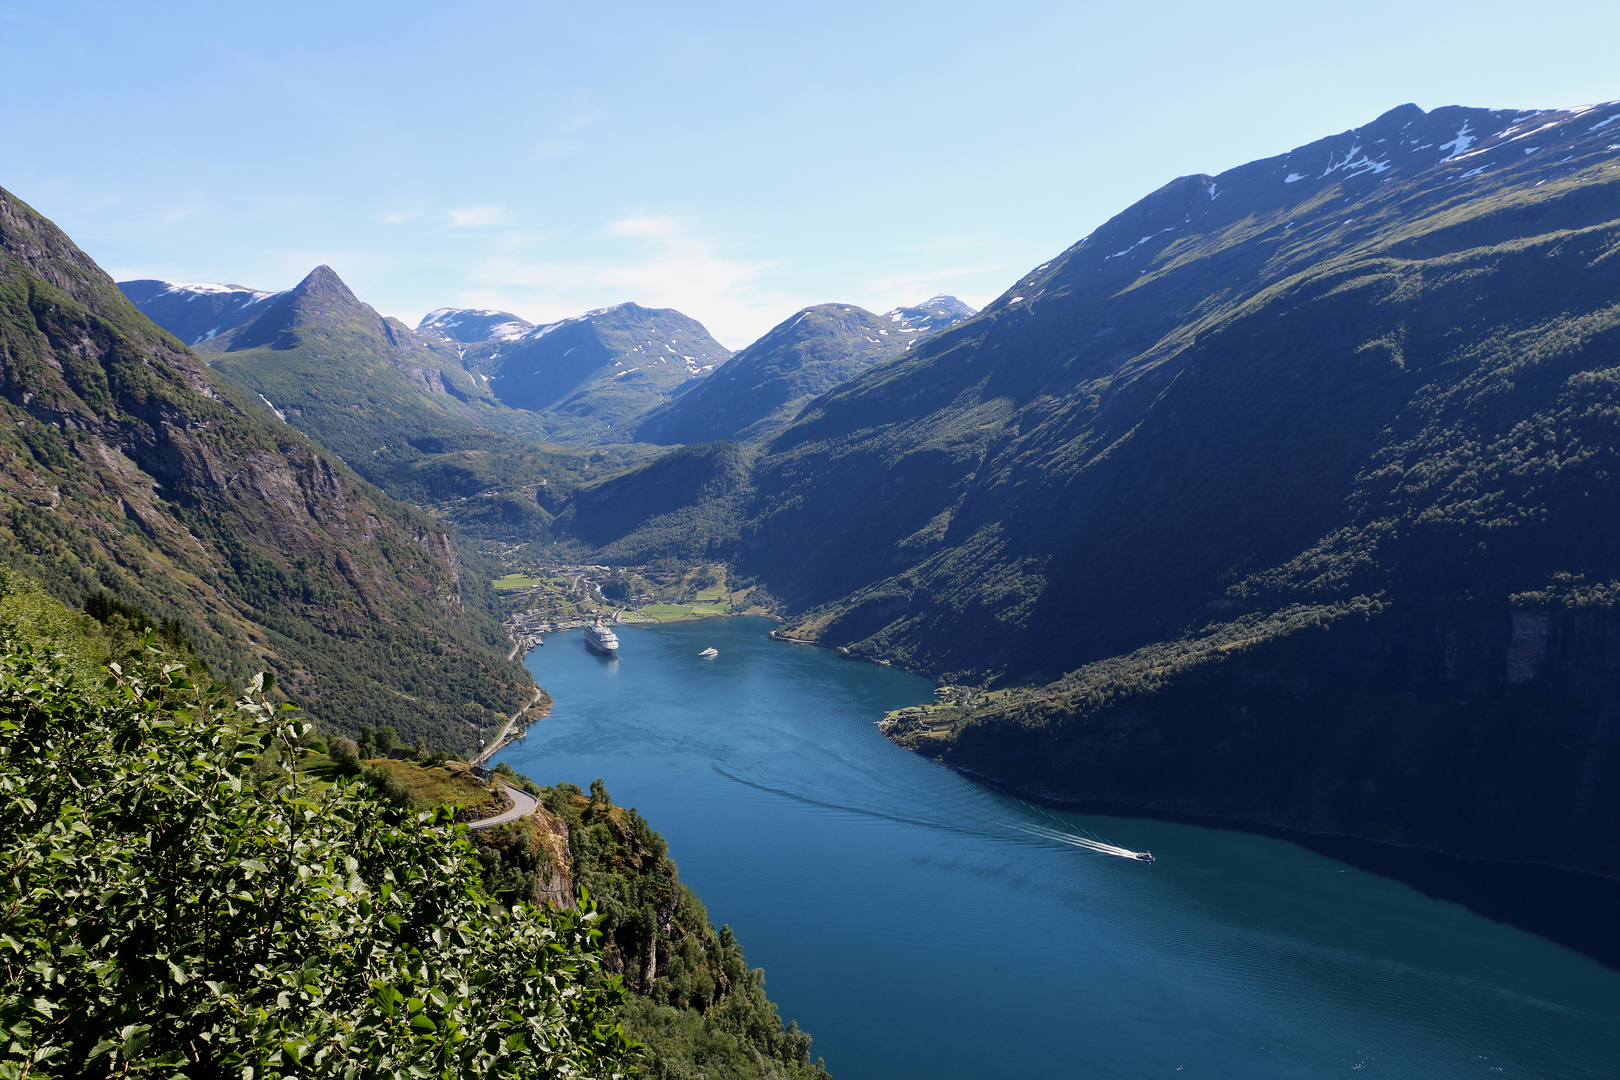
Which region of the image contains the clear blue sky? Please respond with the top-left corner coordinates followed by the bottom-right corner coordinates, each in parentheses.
top-left (4, 0), bottom-right (1618, 346)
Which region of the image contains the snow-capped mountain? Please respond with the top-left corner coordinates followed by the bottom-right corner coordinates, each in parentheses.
top-left (883, 294), bottom-right (977, 337)
top-left (117, 279), bottom-right (283, 346)
top-left (416, 307), bottom-right (535, 344)
top-left (460, 302), bottom-right (732, 430)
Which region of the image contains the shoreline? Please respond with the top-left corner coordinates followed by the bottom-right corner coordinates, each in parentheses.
top-left (473, 685), bottom-right (549, 767)
top-left (767, 626), bottom-right (910, 672)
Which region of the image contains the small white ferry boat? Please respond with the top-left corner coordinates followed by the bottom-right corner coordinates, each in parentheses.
top-left (699, 647), bottom-right (718, 658)
top-left (584, 619), bottom-right (620, 656)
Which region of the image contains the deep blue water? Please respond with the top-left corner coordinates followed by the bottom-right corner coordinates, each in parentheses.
top-left (497, 616), bottom-right (1620, 1079)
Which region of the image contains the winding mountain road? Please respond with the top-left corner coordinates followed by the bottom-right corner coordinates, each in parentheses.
top-left (467, 783), bottom-right (539, 831)
top-left (474, 685), bottom-right (544, 767)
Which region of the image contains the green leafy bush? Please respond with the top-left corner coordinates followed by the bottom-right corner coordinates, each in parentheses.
top-left (0, 641), bottom-right (632, 1078)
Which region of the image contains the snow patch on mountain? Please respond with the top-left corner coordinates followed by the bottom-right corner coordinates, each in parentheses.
top-left (158, 281), bottom-right (278, 303)
top-left (417, 308), bottom-right (533, 342)
top-left (1439, 122), bottom-right (1477, 160)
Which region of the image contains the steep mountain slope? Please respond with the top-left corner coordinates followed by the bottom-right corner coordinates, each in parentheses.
top-left (461, 303), bottom-right (732, 444)
top-left (116, 279), bottom-right (281, 346)
top-left (753, 102), bottom-right (1620, 674)
top-left (125, 267), bottom-right (596, 552)
top-left (2, 186), bottom-right (531, 748)
top-left (634, 297), bottom-right (976, 445)
top-left (562, 102), bottom-right (1620, 871)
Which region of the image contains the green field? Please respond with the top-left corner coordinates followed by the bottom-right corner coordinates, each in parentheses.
top-left (492, 573), bottom-right (551, 589)
top-left (640, 603), bottom-right (730, 621)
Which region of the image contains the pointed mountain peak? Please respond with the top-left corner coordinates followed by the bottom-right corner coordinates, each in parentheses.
top-left (289, 264), bottom-right (360, 304)
top-left (224, 264), bottom-right (378, 351)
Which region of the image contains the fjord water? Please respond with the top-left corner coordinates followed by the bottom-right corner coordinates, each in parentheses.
top-left (498, 618), bottom-right (1620, 1079)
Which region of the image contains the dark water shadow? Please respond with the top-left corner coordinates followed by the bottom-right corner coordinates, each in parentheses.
top-left (960, 772), bottom-right (1620, 971)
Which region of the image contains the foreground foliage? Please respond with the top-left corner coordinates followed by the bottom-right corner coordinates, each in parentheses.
top-left (0, 642), bottom-right (631, 1078)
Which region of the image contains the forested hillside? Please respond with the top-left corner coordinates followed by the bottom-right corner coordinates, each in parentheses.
top-left (0, 187), bottom-right (531, 749)
top-left (0, 623), bottom-right (631, 1076)
top-left (473, 776), bottom-right (830, 1079)
top-left (0, 556), bottom-right (826, 1076)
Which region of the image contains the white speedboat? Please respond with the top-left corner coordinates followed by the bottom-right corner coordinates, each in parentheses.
top-left (584, 619), bottom-right (620, 656)
top-left (699, 647), bottom-right (718, 658)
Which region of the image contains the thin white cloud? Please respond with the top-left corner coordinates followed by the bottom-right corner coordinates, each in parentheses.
top-left (156, 206), bottom-right (203, 227)
top-left (447, 205), bottom-right (509, 228)
top-left (858, 264), bottom-right (1004, 318)
top-left (457, 216), bottom-right (801, 347)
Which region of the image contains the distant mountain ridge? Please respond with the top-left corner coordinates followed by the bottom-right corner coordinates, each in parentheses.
top-left (416, 307), bottom-right (534, 343)
top-left (882, 294), bottom-right (976, 335)
top-left (457, 302), bottom-right (733, 444)
top-left (122, 265), bottom-right (598, 556)
top-left (635, 296), bottom-right (976, 445)
top-left (116, 278), bottom-right (282, 346)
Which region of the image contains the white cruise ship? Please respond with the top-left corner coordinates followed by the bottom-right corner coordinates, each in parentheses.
top-left (584, 619), bottom-right (620, 656)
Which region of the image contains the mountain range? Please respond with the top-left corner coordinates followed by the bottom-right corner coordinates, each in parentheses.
top-left (454, 302), bottom-right (734, 444)
top-left (635, 297), bottom-right (975, 445)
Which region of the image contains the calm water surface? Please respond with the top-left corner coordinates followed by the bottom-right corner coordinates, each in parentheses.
top-left (498, 617), bottom-right (1620, 1079)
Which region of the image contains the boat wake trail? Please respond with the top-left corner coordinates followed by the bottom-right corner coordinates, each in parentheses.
top-left (714, 765), bottom-right (1155, 863)
top-left (1005, 820), bottom-right (1154, 861)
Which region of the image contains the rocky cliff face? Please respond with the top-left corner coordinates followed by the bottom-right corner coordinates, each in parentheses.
top-left (471, 805), bottom-right (575, 910)
top-left (0, 186), bottom-right (530, 747)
